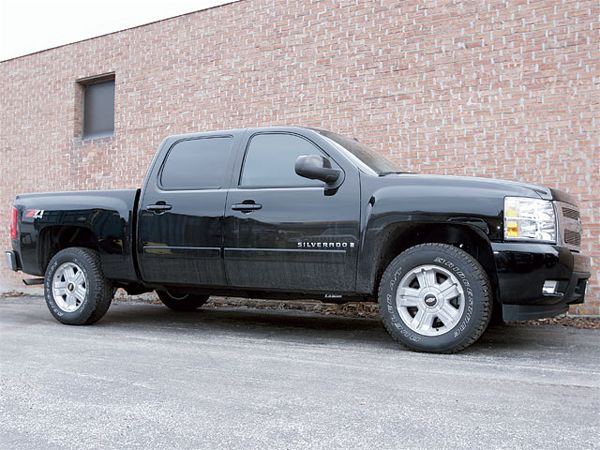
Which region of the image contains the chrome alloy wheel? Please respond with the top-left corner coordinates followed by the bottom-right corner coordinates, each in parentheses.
top-left (395, 264), bottom-right (465, 336)
top-left (52, 262), bottom-right (87, 312)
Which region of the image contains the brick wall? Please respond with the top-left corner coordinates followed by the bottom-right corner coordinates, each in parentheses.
top-left (0, 0), bottom-right (598, 314)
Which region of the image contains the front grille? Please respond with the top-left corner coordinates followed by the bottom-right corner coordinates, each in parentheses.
top-left (564, 229), bottom-right (581, 247)
top-left (556, 202), bottom-right (582, 251)
top-left (562, 207), bottom-right (580, 221)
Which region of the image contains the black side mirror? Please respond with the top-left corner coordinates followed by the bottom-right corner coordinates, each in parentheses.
top-left (295, 155), bottom-right (342, 187)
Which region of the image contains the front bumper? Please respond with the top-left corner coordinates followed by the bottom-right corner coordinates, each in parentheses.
top-left (5, 250), bottom-right (20, 272)
top-left (492, 242), bottom-right (591, 321)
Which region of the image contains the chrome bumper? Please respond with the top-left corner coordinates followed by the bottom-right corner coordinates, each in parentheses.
top-left (5, 251), bottom-right (18, 271)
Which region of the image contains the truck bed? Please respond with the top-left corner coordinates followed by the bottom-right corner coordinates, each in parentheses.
top-left (13, 189), bottom-right (140, 281)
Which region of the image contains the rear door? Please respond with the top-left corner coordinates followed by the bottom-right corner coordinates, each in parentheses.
top-left (223, 131), bottom-right (361, 293)
top-left (137, 133), bottom-right (238, 286)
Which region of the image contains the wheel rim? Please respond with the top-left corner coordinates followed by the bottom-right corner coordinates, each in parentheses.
top-left (52, 262), bottom-right (87, 312)
top-left (395, 264), bottom-right (465, 337)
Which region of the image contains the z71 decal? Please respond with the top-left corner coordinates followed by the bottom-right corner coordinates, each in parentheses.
top-left (24, 209), bottom-right (45, 221)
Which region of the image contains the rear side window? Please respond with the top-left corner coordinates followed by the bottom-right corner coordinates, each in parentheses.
top-left (240, 133), bottom-right (330, 188)
top-left (160, 137), bottom-right (233, 190)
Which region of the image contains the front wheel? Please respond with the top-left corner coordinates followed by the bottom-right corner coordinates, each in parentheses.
top-left (157, 290), bottom-right (209, 311)
top-left (378, 243), bottom-right (492, 353)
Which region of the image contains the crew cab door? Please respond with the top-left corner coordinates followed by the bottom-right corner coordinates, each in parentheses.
top-left (137, 134), bottom-right (238, 286)
top-left (223, 131), bottom-right (360, 293)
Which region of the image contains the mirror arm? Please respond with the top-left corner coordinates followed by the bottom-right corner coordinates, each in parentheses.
top-left (325, 169), bottom-right (344, 189)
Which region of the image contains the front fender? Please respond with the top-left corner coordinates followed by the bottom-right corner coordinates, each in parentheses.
top-left (356, 183), bottom-right (503, 294)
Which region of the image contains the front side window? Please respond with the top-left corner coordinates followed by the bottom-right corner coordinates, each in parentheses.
top-left (240, 134), bottom-right (332, 188)
top-left (81, 77), bottom-right (115, 138)
top-left (160, 137), bottom-right (233, 190)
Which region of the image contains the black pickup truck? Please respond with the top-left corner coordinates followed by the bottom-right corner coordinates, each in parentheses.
top-left (6, 127), bottom-right (591, 352)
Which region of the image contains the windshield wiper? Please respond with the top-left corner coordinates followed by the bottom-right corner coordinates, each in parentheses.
top-left (379, 171), bottom-right (406, 176)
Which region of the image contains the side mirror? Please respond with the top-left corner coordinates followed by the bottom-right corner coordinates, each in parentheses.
top-left (295, 155), bottom-right (342, 186)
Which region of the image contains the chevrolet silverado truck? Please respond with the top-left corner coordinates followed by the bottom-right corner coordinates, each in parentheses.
top-left (5, 127), bottom-right (591, 353)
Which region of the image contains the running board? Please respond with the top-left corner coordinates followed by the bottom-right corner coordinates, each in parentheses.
top-left (22, 278), bottom-right (44, 286)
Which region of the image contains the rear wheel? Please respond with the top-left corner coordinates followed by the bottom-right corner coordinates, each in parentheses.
top-left (157, 290), bottom-right (209, 311)
top-left (44, 247), bottom-right (113, 325)
top-left (378, 243), bottom-right (492, 353)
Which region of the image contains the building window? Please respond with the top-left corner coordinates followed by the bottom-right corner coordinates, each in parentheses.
top-left (79, 75), bottom-right (115, 139)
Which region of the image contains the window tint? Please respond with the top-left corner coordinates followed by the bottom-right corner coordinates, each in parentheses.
top-left (82, 79), bottom-right (115, 138)
top-left (161, 137), bottom-right (233, 190)
top-left (241, 134), bottom-right (329, 187)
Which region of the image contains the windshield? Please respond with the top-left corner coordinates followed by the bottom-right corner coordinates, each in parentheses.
top-left (315, 129), bottom-right (400, 175)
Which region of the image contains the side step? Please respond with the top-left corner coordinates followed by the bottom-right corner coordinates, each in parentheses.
top-left (22, 278), bottom-right (44, 286)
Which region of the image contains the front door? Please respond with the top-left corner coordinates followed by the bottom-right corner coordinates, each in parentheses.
top-left (138, 135), bottom-right (236, 286)
top-left (223, 132), bottom-right (360, 293)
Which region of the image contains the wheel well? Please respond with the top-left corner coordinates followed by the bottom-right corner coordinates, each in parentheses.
top-left (374, 223), bottom-right (499, 300)
top-left (38, 226), bottom-right (99, 273)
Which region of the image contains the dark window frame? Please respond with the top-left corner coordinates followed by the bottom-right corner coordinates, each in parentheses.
top-left (78, 73), bottom-right (115, 139)
top-left (158, 135), bottom-right (235, 191)
top-left (238, 132), bottom-right (343, 189)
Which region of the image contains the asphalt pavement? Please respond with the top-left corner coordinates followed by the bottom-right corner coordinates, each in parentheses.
top-left (1, 296), bottom-right (599, 449)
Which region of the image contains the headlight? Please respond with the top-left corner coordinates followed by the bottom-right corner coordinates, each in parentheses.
top-left (504, 197), bottom-right (556, 242)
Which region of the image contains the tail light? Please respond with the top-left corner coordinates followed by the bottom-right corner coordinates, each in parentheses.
top-left (10, 206), bottom-right (18, 240)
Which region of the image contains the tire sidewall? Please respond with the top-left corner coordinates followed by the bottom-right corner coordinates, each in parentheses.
top-left (379, 246), bottom-right (488, 352)
top-left (157, 290), bottom-right (208, 311)
top-left (44, 250), bottom-right (97, 324)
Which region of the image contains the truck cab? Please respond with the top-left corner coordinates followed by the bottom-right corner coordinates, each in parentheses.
top-left (137, 128), bottom-right (362, 294)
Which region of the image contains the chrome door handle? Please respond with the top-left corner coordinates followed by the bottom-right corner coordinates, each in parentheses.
top-left (231, 202), bottom-right (262, 212)
top-left (146, 203), bottom-right (172, 213)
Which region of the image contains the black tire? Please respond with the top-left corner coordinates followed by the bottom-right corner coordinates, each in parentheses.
top-left (157, 290), bottom-right (209, 311)
top-left (378, 243), bottom-right (492, 353)
top-left (44, 247), bottom-right (113, 325)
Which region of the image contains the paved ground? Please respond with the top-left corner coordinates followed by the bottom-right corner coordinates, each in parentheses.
top-left (1, 296), bottom-right (599, 450)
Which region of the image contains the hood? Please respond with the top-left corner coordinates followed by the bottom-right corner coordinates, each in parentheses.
top-left (372, 173), bottom-right (575, 204)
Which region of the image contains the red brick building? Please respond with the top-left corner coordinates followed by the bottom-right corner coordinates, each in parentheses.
top-left (1, 0), bottom-right (598, 314)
